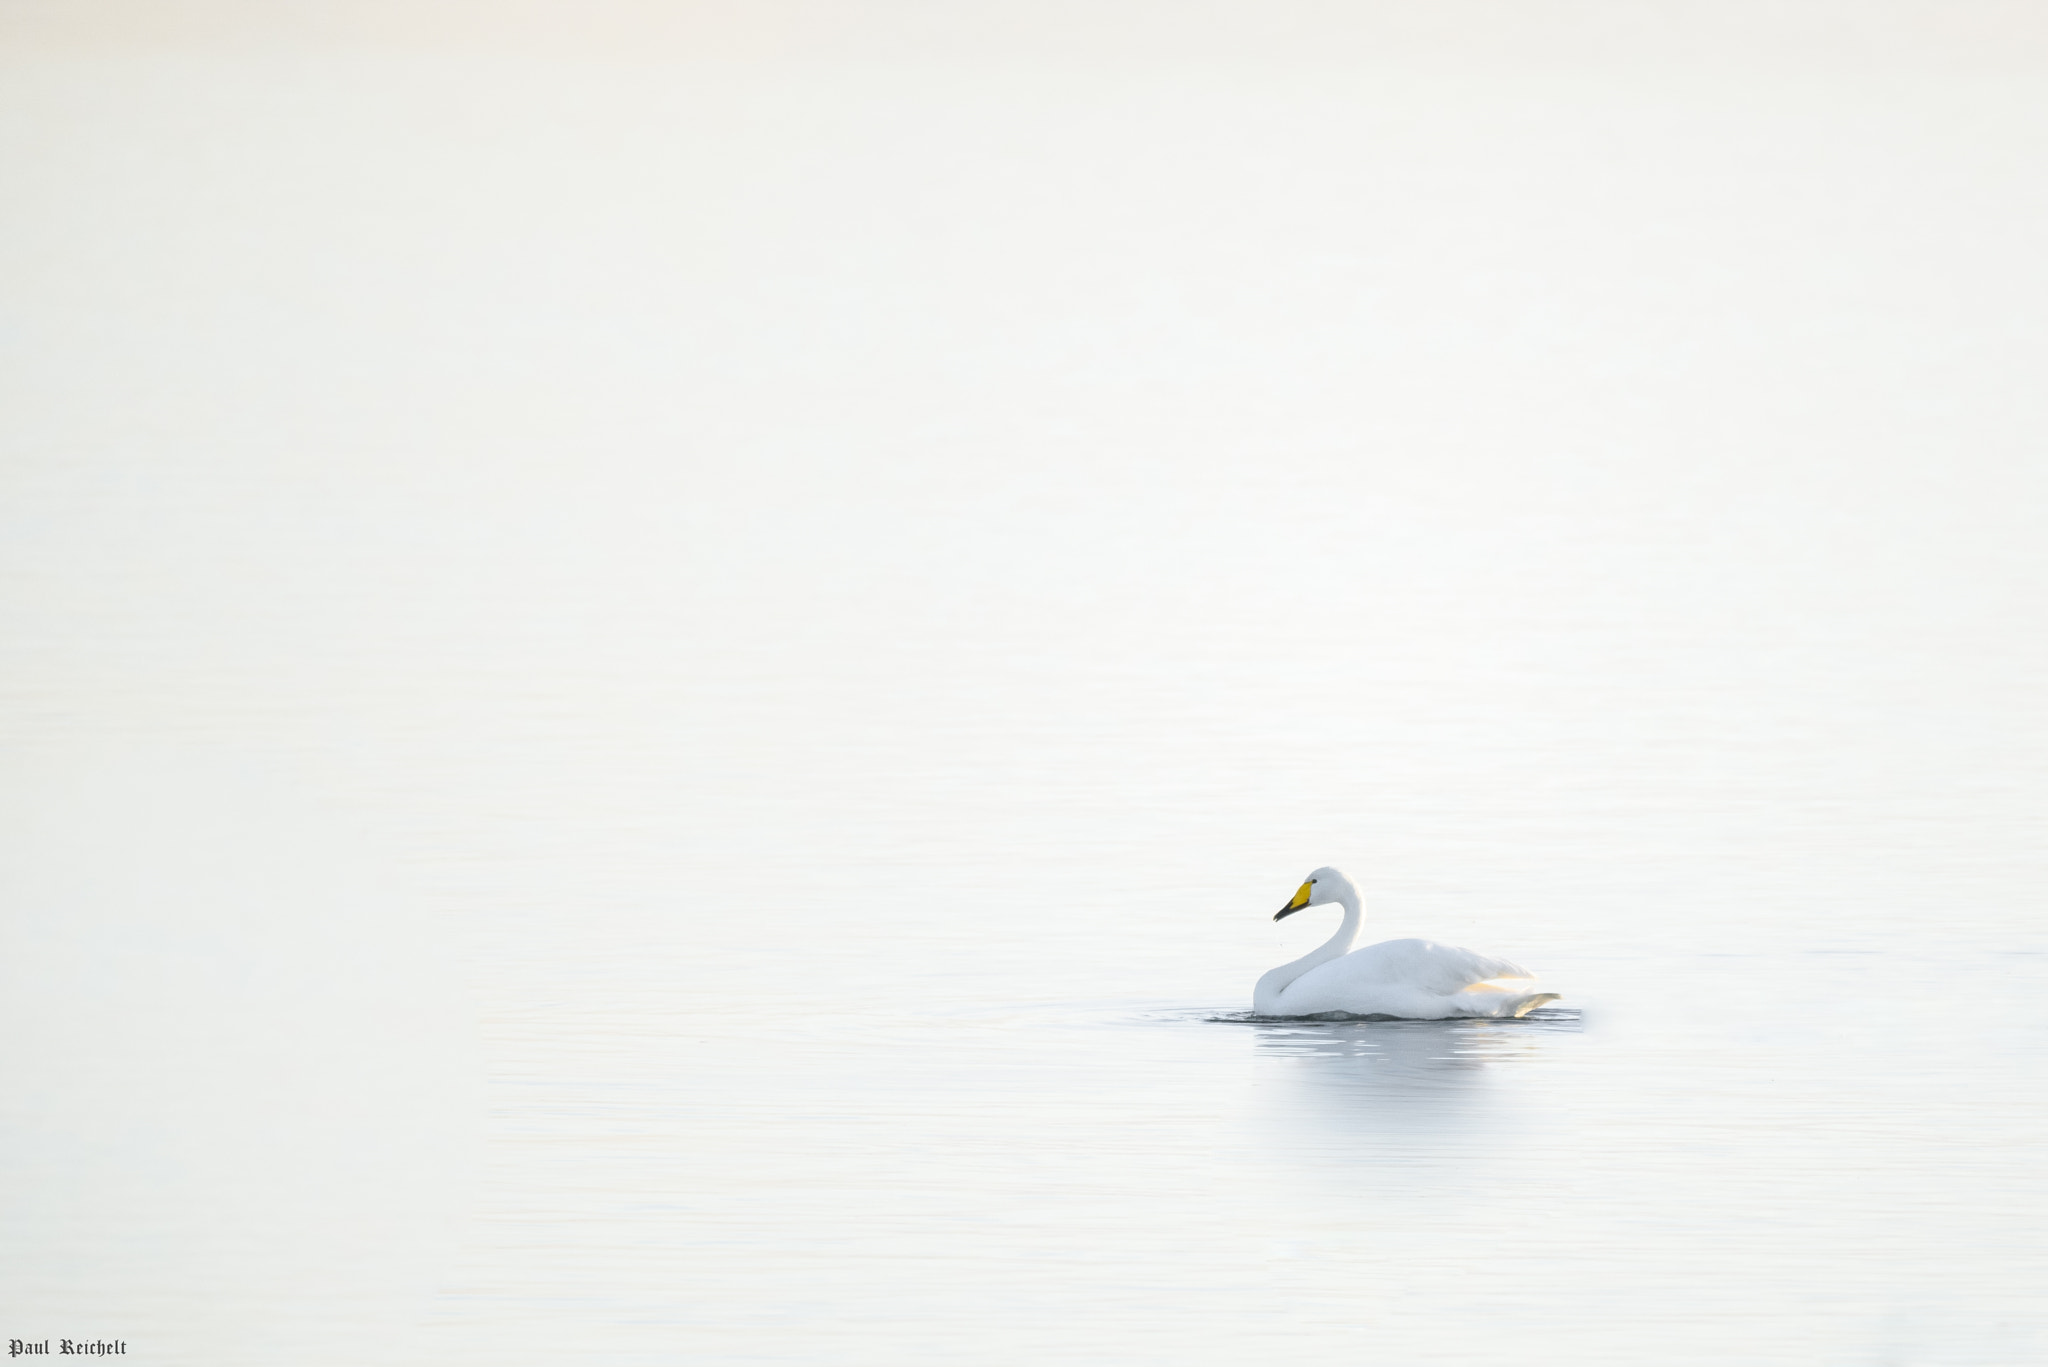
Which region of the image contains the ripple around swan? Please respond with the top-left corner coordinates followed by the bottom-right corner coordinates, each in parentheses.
top-left (1204, 1006), bottom-right (1582, 1029)
top-left (1221, 1007), bottom-right (1578, 1073)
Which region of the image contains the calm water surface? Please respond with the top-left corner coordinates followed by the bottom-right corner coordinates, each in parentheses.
top-left (3, 40), bottom-right (2046, 1366)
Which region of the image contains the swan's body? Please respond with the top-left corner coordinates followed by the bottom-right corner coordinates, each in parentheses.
top-left (1254, 867), bottom-right (1558, 1019)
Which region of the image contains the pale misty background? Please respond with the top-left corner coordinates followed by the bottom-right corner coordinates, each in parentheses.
top-left (2, 3), bottom-right (2046, 1364)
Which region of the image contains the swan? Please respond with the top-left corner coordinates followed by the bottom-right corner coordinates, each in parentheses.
top-left (1254, 866), bottom-right (1559, 1019)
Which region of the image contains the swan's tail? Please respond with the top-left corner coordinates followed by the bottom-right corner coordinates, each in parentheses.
top-left (1458, 977), bottom-right (1561, 1019)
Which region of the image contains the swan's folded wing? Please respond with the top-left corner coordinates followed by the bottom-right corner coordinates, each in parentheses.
top-left (1351, 938), bottom-right (1534, 995)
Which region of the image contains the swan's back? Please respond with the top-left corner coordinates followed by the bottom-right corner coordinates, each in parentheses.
top-left (1323, 937), bottom-right (1532, 993)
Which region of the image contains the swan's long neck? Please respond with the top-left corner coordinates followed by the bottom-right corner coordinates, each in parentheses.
top-left (1253, 888), bottom-right (1361, 1015)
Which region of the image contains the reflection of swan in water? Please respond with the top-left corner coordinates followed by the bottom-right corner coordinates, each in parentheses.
top-left (1255, 867), bottom-right (1559, 1019)
top-left (1245, 1014), bottom-right (1574, 1148)
top-left (1251, 1014), bottom-right (1562, 1082)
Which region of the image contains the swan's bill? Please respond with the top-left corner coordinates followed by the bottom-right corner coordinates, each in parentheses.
top-left (1273, 879), bottom-right (1315, 921)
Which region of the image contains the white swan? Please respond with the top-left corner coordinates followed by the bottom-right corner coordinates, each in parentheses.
top-left (1254, 866), bottom-right (1559, 1019)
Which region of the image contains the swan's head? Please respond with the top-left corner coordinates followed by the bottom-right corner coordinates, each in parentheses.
top-left (1273, 866), bottom-right (1356, 921)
